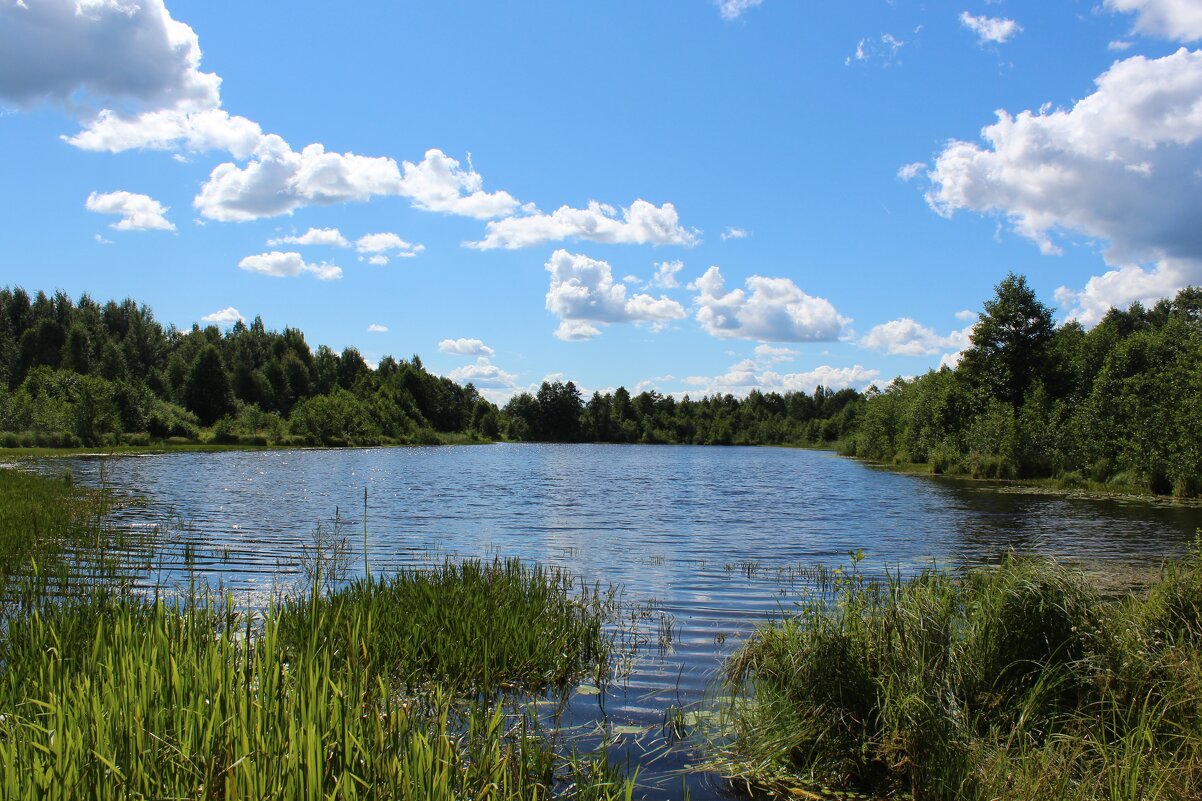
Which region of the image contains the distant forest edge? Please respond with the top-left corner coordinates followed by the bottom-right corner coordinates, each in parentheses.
top-left (1, 275), bottom-right (1200, 496)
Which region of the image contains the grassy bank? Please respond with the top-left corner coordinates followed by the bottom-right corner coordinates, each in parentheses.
top-left (717, 554), bottom-right (1202, 800)
top-left (0, 468), bottom-right (631, 800)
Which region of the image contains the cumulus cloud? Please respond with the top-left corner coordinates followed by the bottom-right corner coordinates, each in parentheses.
top-left (0, 0), bottom-right (265, 158)
top-left (690, 265), bottom-right (849, 342)
top-left (721, 226), bottom-right (749, 240)
top-left (355, 232), bottom-right (424, 258)
top-left (1055, 261), bottom-right (1192, 325)
top-left (365, 255), bottom-right (389, 266)
top-left (398, 149), bottom-right (521, 219)
top-left (238, 251), bottom-right (342, 280)
top-left (554, 321), bottom-right (603, 341)
top-left (0, 0), bottom-right (218, 111)
top-left (753, 344), bottom-right (799, 363)
top-left (367, 324), bottom-right (388, 333)
top-left (469, 200), bottom-right (699, 250)
top-left (959, 12), bottom-right (1022, 45)
top-left (859, 318), bottom-right (973, 357)
top-left (66, 107), bottom-right (263, 158)
top-left (194, 135), bottom-right (405, 221)
top-left (1105, 0), bottom-right (1202, 43)
top-left (897, 162), bottom-right (927, 181)
top-left (85, 190), bottom-right (175, 231)
top-left (718, 0), bottom-right (763, 20)
top-left (684, 359), bottom-right (880, 398)
top-left (446, 357), bottom-right (521, 403)
top-left (200, 306), bottom-right (244, 326)
top-left (924, 48), bottom-right (1202, 320)
top-left (544, 250), bottom-right (687, 340)
top-left (267, 227), bottom-right (350, 248)
top-left (438, 338), bottom-right (496, 358)
top-left (194, 142), bottom-right (521, 223)
top-left (652, 260), bottom-right (685, 289)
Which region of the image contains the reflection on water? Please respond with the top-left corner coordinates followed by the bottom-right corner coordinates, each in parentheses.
top-left (33, 444), bottom-right (1202, 799)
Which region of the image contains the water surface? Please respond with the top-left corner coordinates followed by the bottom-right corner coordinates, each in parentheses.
top-left (34, 444), bottom-right (1202, 798)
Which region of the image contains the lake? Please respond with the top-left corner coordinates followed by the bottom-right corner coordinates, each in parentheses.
top-left (30, 443), bottom-right (1202, 798)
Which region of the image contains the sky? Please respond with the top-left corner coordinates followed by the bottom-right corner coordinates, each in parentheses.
top-left (3, 0), bottom-right (1202, 403)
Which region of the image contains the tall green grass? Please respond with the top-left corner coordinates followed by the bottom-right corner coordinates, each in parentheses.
top-left (0, 468), bottom-right (632, 800)
top-left (278, 558), bottom-right (615, 695)
top-left (719, 553), bottom-right (1202, 800)
top-left (0, 587), bottom-right (631, 800)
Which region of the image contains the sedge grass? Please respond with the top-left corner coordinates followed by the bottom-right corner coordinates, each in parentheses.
top-left (717, 553), bottom-right (1202, 801)
top-left (278, 558), bottom-right (616, 696)
top-left (0, 468), bottom-right (632, 800)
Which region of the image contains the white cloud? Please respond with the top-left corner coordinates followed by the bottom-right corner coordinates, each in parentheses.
top-left (0, 0), bottom-right (218, 111)
top-left (195, 135), bottom-right (405, 222)
top-left (94, 233), bottom-right (113, 245)
top-left (721, 226), bottom-right (749, 240)
top-left (367, 324), bottom-right (388, 333)
top-left (554, 321), bottom-right (603, 341)
top-left (652, 259), bottom-right (685, 288)
top-left (66, 107), bottom-right (263, 159)
top-left (954, 309), bottom-right (977, 321)
top-left (398, 149), bottom-right (521, 219)
top-left (446, 357), bottom-right (520, 403)
top-left (267, 227), bottom-right (350, 248)
top-left (355, 232), bottom-right (424, 258)
top-left (237, 251), bottom-right (342, 280)
top-left (718, 0), bottom-right (763, 20)
top-left (194, 141), bottom-right (523, 223)
top-left (468, 200), bottom-right (699, 250)
top-left (897, 162), bottom-right (927, 181)
top-left (690, 265), bottom-right (849, 342)
top-left (959, 12), bottom-right (1022, 44)
top-left (683, 359), bottom-right (880, 398)
top-left (544, 250), bottom-right (687, 340)
top-left (1109, 39), bottom-right (1136, 51)
top-left (859, 318), bottom-right (972, 356)
top-left (753, 344), bottom-right (798, 363)
top-left (0, 0), bottom-right (264, 159)
top-left (438, 338), bottom-right (496, 358)
top-left (200, 306), bottom-right (244, 326)
top-left (365, 255), bottom-right (389, 266)
top-left (85, 190), bottom-right (175, 231)
top-left (1055, 260), bottom-right (1191, 325)
top-left (925, 48), bottom-right (1202, 318)
top-left (847, 33), bottom-right (905, 66)
top-left (1106, 0), bottom-right (1202, 43)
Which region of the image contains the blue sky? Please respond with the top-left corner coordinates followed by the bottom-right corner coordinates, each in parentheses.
top-left (3, 0), bottom-right (1202, 402)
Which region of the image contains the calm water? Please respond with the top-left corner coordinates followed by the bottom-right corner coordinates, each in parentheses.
top-left (27, 444), bottom-right (1202, 798)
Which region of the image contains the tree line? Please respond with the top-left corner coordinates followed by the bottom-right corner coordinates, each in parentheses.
top-left (4, 278), bottom-right (1200, 497)
top-left (849, 274), bottom-right (1202, 497)
top-left (0, 288), bottom-right (493, 447)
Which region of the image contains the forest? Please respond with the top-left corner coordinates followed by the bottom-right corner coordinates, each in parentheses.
top-left (2, 276), bottom-right (1201, 495)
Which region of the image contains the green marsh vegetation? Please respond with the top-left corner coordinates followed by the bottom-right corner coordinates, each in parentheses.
top-left (716, 552), bottom-right (1202, 800)
top-left (0, 468), bottom-right (633, 800)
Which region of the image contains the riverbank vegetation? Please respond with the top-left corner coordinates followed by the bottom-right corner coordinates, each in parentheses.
top-left (847, 277), bottom-right (1202, 497)
top-left (6, 277), bottom-right (1202, 498)
top-left (718, 553), bottom-right (1202, 800)
top-left (0, 469), bottom-right (632, 799)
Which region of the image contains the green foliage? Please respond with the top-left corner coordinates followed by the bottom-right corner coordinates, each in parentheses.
top-left (852, 278), bottom-right (1202, 496)
top-left (277, 558), bottom-right (614, 695)
top-left (720, 555), bottom-right (1202, 800)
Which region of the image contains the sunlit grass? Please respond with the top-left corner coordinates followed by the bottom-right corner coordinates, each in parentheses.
top-left (715, 553), bottom-right (1202, 800)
